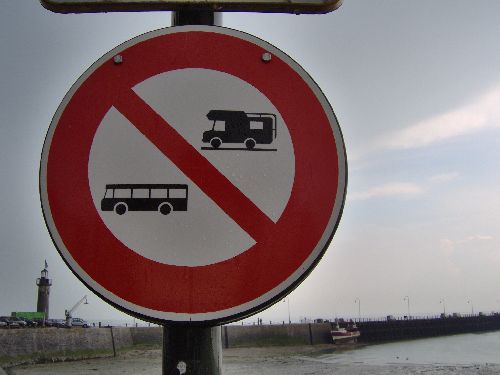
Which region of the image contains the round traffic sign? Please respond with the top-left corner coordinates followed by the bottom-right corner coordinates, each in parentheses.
top-left (40, 26), bottom-right (347, 324)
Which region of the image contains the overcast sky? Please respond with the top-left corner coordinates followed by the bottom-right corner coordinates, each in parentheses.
top-left (1, 1), bottom-right (500, 324)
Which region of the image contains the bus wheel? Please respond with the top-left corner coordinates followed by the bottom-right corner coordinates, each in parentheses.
top-left (159, 203), bottom-right (172, 215)
top-left (210, 138), bottom-right (222, 149)
top-left (245, 138), bottom-right (256, 150)
top-left (114, 203), bottom-right (127, 215)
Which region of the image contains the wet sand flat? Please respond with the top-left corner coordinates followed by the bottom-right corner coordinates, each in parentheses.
top-left (7, 346), bottom-right (500, 375)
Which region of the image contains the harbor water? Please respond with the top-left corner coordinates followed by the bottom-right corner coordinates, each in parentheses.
top-left (316, 330), bottom-right (500, 366)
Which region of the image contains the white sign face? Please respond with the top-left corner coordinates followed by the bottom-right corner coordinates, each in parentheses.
top-left (89, 68), bottom-right (295, 266)
top-left (40, 26), bottom-right (346, 324)
top-left (40, 0), bottom-right (342, 14)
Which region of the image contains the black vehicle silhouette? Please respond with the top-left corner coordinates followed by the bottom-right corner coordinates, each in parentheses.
top-left (101, 184), bottom-right (188, 215)
top-left (202, 110), bottom-right (277, 150)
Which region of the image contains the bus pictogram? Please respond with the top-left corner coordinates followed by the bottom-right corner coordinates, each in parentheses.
top-left (100, 184), bottom-right (188, 215)
top-left (201, 110), bottom-right (277, 151)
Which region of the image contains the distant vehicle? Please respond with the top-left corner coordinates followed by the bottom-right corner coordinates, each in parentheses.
top-left (0, 316), bottom-right (20, 328)
top-left (0, 321), bottom-right (7, 328)
top-left (65, 295), bottom-right (89, 327)
top-left (33, 317), bottom-right (50, 327)
top-left (202, 110), bottom-right (277, 150)
top-left (46, 319), bottom-right (68, 328)
top-left (70, 318), bottom-right (89, 328)
top-left (17, 317), bottom-right (38, 327)
top-left (7, 316), bottom-right (30, 328)
top-left (101, 184), bottom-right (188, 216)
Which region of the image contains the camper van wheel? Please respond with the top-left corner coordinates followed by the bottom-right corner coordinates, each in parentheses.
top-left (114, 203), bottom-right (127, 215)
top-left (245, 138), bottom-right (256, 150)
top-left (210, 138), bottom-right (222, 149)
top-left (159, 203), bottom-right (172, 215)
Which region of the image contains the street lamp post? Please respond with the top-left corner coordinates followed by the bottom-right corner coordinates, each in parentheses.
top-left (467, 300), bottom-right (474, 316)
top-left (440, 298), bottom-right (446, 316)
top-left (287, 297), bottom-right (291, 324)
top-left (282, 297), bottom-right (291, 324)
top-left (354, 297), bottom-right (361, 322)
top-left (404, 296), bottom-right (410, 318)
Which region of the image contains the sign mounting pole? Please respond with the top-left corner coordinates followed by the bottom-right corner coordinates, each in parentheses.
top-left (163, 9), bottom-right (222, 375)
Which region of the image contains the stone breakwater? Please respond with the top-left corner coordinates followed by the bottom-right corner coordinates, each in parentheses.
top-left (0, 323), bottom-right (332, 360)
top-left (0, 323), bottom-right (332, 366)
top-left (0, 326), bottom-right (162, 366)
top-left (356, 314), bottom-right (500, 342)
top-left (2, 315), bottom-right (500, 366)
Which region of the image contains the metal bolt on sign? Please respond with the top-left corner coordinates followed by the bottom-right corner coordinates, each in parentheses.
top-left (113, 55), bottom-right (123, 64)
top-left (262, 52), bottom-right (272, 62)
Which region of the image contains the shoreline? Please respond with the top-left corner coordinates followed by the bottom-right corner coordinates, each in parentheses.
top-left (6, 345), bottom-right (500, 375)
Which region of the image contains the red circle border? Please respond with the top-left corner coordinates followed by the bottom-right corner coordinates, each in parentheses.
top-left (41, 27), bottom-right (345, 321)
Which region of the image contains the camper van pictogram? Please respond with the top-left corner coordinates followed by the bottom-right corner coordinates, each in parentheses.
top-left (201, 110), bottom-right (277, 151)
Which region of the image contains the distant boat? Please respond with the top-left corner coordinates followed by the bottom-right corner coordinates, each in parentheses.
top-left (331, 321), bottom-right (360, 344)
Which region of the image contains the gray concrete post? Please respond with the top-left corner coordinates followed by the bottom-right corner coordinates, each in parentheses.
top-left (162, 325), bottom-right (222, 374)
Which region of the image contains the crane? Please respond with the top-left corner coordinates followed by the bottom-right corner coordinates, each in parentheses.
top-left (65, 295), bottom-right (88, 327)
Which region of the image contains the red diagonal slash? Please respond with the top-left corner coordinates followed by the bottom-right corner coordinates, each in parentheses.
top-left (113, 90), bottom-right (277, 243)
